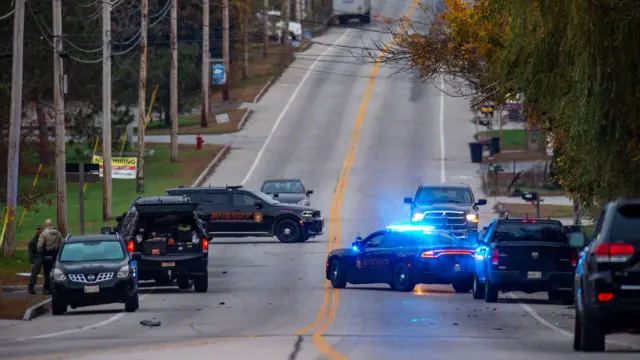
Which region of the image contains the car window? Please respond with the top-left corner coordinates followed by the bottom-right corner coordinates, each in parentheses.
top-left (380, 232), bottom-right (404, 248)
top-left (611, 204), bottom-right (640, 244)
top-left (59, 241), bottom-right (125, 262)
top-left (494, 222), bottom-right (568, 243)
top-left (251, 190), bottom-right (280, 204)
top-left (364, 233), bottom-right (384, 248)
top-left (262, 180), bottom-right (305, 194)
top-left (204, 192), bottom-right (227, 205)
top-left (121, 212), bottom-right (138, 239)
top-left (591, 210), bottom-right (606, 241)
top-left (233, 193), bottom-right (257, 206)
top-left (416, 187), bottom-right (473, 204)
top-left (568, 232), bottom-right (588, 248)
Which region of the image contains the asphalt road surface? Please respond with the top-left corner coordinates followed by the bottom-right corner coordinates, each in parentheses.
top-left (1, 0), bottom-right (639, 359)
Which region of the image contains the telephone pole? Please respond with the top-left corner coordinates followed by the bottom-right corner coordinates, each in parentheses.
top-left (201, 0), bottom-right (209, 127)
top-left (263, 0), bottom-right (268, 59)
top-left (136, 0), bottom-right (148, 193)
top-left (222, 0), bottom-right (230, 100)
top-left (243, 7), bottom-right (249, 80)
top-left (170, 0), bottom-right (179, 162)
top-left (4, 0), bottom-right (26, 257)
top-left (102, 0), bottom-right (112, 220)
top-left (53, 0), bottom-right (67, 235)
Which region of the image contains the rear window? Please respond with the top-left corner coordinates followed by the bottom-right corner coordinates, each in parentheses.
top-left (60, 241), bottom-right (125, 262)
top-left (494, 222), bottom-right (568, 243)
top-left (611, 204), bottom-right (640, 244)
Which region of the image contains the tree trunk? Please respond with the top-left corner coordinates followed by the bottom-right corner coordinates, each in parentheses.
top-left (573, 196), bottom-right (581, 225)
top-left (36, 98), bottom-right (52, 165)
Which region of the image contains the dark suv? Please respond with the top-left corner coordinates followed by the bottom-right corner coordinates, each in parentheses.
top-left (111, 196), bottom-right (210, 292)
top-left (404, 183), bottom-right (487, 241)
top-left (573, 199), bottom-right (640, 352)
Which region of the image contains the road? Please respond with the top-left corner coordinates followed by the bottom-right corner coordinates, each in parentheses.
top-left (1, 0), bottom-right (639, 359)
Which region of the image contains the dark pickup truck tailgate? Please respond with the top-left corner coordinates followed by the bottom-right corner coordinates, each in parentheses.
top-left (496, 241), bottom-right (575, 272)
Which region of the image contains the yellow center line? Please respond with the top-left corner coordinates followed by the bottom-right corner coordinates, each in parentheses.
top-left (296, 2), bottom-right (420, 359)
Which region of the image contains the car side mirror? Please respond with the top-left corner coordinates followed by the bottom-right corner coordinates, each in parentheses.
top-left (476, 199), bottom-right (487, 206)
top-left (254, 201), bottom-right (264, 209)
top-left (306, 190), bottom-right (314, 196)
top-left (403, 197), bottom-right (413, 204)
top-left (351, 241), bottom-right (362, 251)
top-left (130, 252), bottom-right (142, 260)
top-left (272, 193), bottom-right (279, 198)
top-left (100, 226), bottom-right (113, 234)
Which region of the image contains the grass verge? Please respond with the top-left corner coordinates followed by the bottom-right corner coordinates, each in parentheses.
top-left (476, 129), bottom-right (527, 149)
top-left (496, 203), bottom-right (575, 218)
top-left (0, 294), bottom-right (49, 320)
top-left (146, 109), bottom-right (249, 135)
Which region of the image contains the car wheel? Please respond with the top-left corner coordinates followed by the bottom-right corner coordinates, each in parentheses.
top-left (275, 219), bottom-right (302, 243)
top-left (484, 281), bottom-right (498, 303)
top-left (338, 15), bottom-right (347, 26)
top-left (548, 290), bottom-right (561, 303)
top-left (452, 278), bottom-right (473, 293)
top-left (177, 276), bottom-right (192, 290)
top-left (560, 291), bottom-right (574, 305)
top-left (125, 292), bottom-right (139, 313)
top-left (329, 260), bottom-right (347, 289)
top-left (573, 305), bottom-right (583, 351)
top-left (392, 263), bottom-right (416, 292)
top-left (51, 298), bottom-right (67, 316)
top-left (581, 309), bottom-right (605, 352)
top-left (472, 275), bottom-right (485, 299)
top-left (194, 272), bottom-right (209, 293)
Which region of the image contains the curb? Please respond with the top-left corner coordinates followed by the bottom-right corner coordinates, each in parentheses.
top-left (1, 285), bottom-right (42, 293)
top-left (253, 77), bottom-right (275, 103)
top-left (236, 109), bottom-right (253, 131)
top-left (191, 144), bottom-right (231, 187)
top-left (23, 298), bottom-right (51, 321)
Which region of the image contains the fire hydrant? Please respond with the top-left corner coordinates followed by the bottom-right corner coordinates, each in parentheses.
top-left (196, 134), bottom-right (204, 150)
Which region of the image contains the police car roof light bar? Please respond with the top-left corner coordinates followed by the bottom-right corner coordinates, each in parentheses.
top-left (386, 225), bottom-right (436, 232)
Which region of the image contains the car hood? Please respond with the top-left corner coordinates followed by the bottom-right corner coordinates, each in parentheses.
top-left (272, 193), bottom-right (307, 203)
top-left (273, 202), bottom-right (317, 211)
top-left (328, 248), bottom-right (352, 257)
top-left (414, 203), bottom-right (473, 212)
top-left (58, 260), bottom-right (127, 273)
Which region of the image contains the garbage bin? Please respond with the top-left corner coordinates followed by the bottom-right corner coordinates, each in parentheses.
top-left (469, 142), bottom-right (483, 163)
top-left (490, 136), bottom-right (501, 154)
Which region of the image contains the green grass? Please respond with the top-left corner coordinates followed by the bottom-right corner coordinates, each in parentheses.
top-left (1, 143), bottom-right (222, 249)
top-left (476, 129), bottom-right (527, 149)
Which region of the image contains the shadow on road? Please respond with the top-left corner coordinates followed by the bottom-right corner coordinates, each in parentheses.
top-left (498, 297), bottom-right (557, 306)
top-left (65, 309), bottom-right (122, 316)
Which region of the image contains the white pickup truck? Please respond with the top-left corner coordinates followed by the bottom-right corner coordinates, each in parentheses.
top-left (332, 0), bottom-right (372, 25)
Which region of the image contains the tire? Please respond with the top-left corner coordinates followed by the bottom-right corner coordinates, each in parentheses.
top-left (124, 292), bottom-right (139, 313)
top-left (573, 305), bottom-right (583, 351)
top-left (548, 290), bottom-right (561, 303)
top-left (484, 281), bottom-right (498, 303)
top-left (581, 309), bottom-right (605, 352)
top-left (338, 15), bottom-right (347, 26)
top-left (472, 275), bottom-right (485, 299)
top-left (194, 272), bottom-right (209, 293)
top-left (560, 291), bottom-right (575, 305)
top-left (177, 276), bottom-right (192, 290)
top-left (275, 219), bottom-right (303, 243)
top-left (452, 278), bottom-right (473, 293)
top-left (360, 15), bottom-right (371, 24)
top-left (51, 298), bottom-right (67, 316)
top-left (392, 263), bottom-right (416, 292)
top-left (329, 260), bottom-right (347, 289)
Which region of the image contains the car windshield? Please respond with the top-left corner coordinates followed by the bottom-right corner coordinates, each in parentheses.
top-left (494, 222), bottom-right (568, 243)
top-left (251, 190), bottom-right (280, 204)
top-left (401, 232), bottom-right (471, 247)
top-left (611, 204), bottom-right (640, 244)
top-left (59, 241), bottom-right (125, 262)
top-left (416, 187), bottom-right (473, 204)
top-left (261, 180), bottom-right (305, 194)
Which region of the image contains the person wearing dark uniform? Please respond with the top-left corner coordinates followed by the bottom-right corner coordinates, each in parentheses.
top-left (27, 225), bottom-right (44, 295)
top-left (37, 219), bottom-right (63, 295)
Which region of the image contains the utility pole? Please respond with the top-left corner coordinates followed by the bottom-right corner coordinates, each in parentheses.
top-left (4, 0), bottom-right (25, 257)
top-left (242, 7), bottom-right (249, 80)
top-left (170, 0), bottom-right (179, 162)
top-left (53, 0), bottom-right (67, 235)
top-left (201, 0), bottom-right (209, 127)
top-left (136, 0), bottom-right (148, 193)
top-left (263, 0), bottom-right (268, 59)
top-left (222, 0), bottom-right (230, 100)
top-left (102, 0), bottom-right (112, 220)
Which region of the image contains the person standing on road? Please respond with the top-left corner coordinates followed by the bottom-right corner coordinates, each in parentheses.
top-left (37, 219), bottom-right (63, 295)
top-left (27, 225), bottom-right (44, 295)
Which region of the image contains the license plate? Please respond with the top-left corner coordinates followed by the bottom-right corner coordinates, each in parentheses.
top-left (454, 264), bottom-right (461, 271)
top-left (84, 285), bottom-right (99, 293)
top-left (161, 262), bottom-right (175, 267)
top-left (527, 271), bottom-right (542, 279)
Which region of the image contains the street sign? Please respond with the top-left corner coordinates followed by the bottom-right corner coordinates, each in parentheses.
top-left (212, 60), bottom-right (226, 85)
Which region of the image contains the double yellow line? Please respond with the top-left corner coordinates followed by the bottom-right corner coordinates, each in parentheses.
top-left (293, 2), bottom-right (419, 358)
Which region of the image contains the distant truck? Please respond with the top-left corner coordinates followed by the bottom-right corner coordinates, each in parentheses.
top-left (332, 0), bottom-right (371, 25)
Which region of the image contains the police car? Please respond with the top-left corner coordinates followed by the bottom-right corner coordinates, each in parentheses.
top-left (325, 225), bottom-right (477, 292)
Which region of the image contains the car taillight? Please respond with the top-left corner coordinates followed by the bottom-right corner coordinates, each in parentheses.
top-left (594, 243), bottom-right (635, 263)
top-left (202, 238), bottom-right (209, 252)
top-left (491, 249), bottom-right (499, 265)
top-left (421, 250), bottom-right (435, 258)
top-left (571, 251), bottom-right (578, 267)
top-left (127, 240), bottom-right (135, 253)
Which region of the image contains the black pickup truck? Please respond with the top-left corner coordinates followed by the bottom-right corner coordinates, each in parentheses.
top-left (472, 218), bottom-right (577, 304)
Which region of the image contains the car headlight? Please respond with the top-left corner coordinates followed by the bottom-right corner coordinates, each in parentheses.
top-left (117, 265), bottom-right (130, 279)
top-left (297, 198), bottom-right (310, 206)
top-left (412, 212), bottom-right (425, 222)
top-left (53, 268), bottom-right (66, 281)
top-left (466, 213), bottom-right (478, 223)
top-left (301, 210), bottom-right (313, 218)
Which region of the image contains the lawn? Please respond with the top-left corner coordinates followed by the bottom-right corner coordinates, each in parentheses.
top-left (145, 108), bottom-right (249, 135)
top-left (496, 203), bottom-right (575, 218)
top-left (476, 129), bottom-right (527, 150)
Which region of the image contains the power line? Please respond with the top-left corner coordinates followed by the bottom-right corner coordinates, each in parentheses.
top-left (0, 1), bottom-right (25, 21)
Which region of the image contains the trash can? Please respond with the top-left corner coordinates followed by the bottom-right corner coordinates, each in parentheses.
top-left (490, 136), bottom-right (501, 155)
top-left (469, 142), bottom-right (483, 163)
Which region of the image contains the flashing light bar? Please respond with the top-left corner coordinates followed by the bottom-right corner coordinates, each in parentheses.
top-left (386, 225), bottom-right (436, 232)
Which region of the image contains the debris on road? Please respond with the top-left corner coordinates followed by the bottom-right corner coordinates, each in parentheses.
top-left (140, 319), bottom-right (162, 327)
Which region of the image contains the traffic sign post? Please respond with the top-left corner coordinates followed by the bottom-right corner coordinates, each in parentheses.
top-left (66, 163), bottom-right (100, 234)
top-left (211, 58), bottom-right (226, 85)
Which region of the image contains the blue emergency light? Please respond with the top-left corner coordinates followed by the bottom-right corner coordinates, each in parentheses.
top-left (386, 225), bottom-right (435, 232)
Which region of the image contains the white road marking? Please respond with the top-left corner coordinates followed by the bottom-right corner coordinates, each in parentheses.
top-left (506, 292), bottom-right (640, 349)
top-left (241, 29), bottom-right (352, 185)
top-left (13, 293), bottom-right (150, 341)
top-left (439, 75), bottom-right (446, 183)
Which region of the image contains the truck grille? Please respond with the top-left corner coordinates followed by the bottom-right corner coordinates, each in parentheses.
top-left (422, 211), bottom-right (466, 226)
